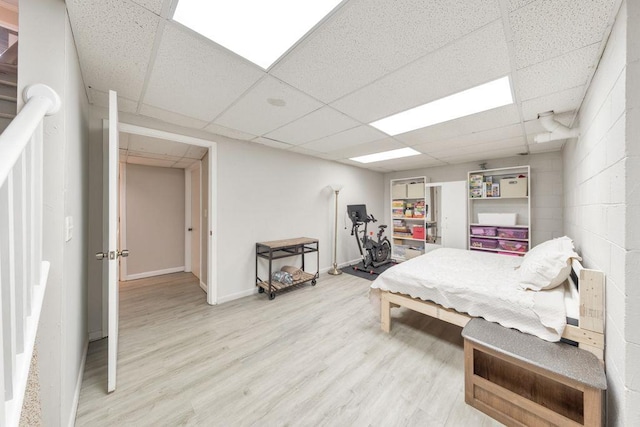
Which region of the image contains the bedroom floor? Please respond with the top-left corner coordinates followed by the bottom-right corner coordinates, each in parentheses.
top-left (75, 272), bottom-right (501, 426)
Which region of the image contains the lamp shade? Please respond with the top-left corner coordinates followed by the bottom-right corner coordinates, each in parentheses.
top-left (330, 183), bottom-right (343, 192)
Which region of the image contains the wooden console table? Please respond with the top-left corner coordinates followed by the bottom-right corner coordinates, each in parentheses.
top-left (255, 237), bottom-right (319, 300)
top-left (462, 318), bottom-right (606, 427)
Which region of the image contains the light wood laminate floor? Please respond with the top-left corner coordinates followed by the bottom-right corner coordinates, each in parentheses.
top-left (75, 272), bottom-right (501, 426)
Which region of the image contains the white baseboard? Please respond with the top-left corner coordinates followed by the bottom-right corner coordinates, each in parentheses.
top-left (319, 258), bottom-right (362, 274)
top-left (126, 266), bottom-right (185, 281)
top-left (68, 338), bottom-right (88, 427)
top-left (88, 330), bottom-right (104, 342)
top-left (199, 280), bottom-right (207, 292)
top-left (217, 288), bottom-right (258, 304)
top-left (217, 258), bottom-right (362, 304)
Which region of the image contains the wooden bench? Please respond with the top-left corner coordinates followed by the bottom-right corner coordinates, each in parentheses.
top-left (462, 318), bottom-right (606, 427)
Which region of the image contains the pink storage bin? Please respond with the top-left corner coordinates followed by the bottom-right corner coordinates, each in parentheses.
top-left (498, 240), bottom-right (528, 252)
top-left (470, 238), bottom-right (499, 249)
top-left (498, 251), bottom-right (522, 257)
top-left (497, 227), bottom-right (529, 239)
top-left (470, 226), bottom-right (497, 236)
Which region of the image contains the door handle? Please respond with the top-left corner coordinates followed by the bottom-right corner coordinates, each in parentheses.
top-left (188, 228), bottom-right (193, 231)
top-left (95, 251), bottom-right (108, 260)
top-left (118, 249), bottom-right (129, 258)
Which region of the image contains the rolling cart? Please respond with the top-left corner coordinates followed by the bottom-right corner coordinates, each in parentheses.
top-left (255, 237), bottom-right (319, 300)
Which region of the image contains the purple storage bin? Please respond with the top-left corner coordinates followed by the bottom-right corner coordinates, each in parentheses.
top-left (498, 240), bottom-right (528, 252)
top-left (497, 227), bottom-right (529, 239)
top-left (470, 237), bottom-right (499, 249)
top-left (470, 226), bottom-right (497, 236)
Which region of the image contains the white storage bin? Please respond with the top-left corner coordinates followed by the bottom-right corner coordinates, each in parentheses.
top-left (477, 213), bottom-right (517, 226)
top-left (500, 177), bottom-right (527, 198)
top-left (392, 184), bottom-right (407, 199)
top-left (405, 248), bottom-right (424, 259)
top-left (407, 183), bottom-right (425, 198)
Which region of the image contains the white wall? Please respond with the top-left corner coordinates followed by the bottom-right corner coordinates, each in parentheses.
top-left (86, 107), bottom-right (384, 332)
top-left (384, 152), bottom-right (564, 247)
top-left (19, 1), bottom-right (89, 425)
top-left (563, 2), bottom-right (639, 425)
top-left (125, 164), bottom-right (185, 277)
top-left (215, 140), bottom-right (383, 302)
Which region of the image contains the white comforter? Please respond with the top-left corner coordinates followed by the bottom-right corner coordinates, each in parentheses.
top-left (370, 248), bottom-right (567, 341)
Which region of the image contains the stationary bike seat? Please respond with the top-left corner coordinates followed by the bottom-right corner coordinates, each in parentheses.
top-left (378, 224), bottom-right (387, 229)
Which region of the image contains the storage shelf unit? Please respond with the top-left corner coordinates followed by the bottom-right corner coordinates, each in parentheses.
top-left (390, 176), bottom-right (427, 260)
top-left (468, 166), bottom-right (530, 256)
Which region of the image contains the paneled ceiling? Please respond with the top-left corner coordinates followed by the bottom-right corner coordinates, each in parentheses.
top-left (67, 0), bottom-right (620, 172)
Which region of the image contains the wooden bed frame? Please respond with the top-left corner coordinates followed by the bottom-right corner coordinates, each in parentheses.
top-left (379, 258), bottom-right (606, 360)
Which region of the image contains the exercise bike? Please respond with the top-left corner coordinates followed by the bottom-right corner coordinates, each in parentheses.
top-left (347, 204), bottom-right (392, 273)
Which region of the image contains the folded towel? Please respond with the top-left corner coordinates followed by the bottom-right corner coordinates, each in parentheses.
top-left (281, 265), bottom-right (303, 281)
top-left (272, 271), bottom-right (293, 285)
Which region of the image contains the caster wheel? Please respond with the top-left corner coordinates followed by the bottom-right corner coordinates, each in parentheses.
top-left (311, 279), bottom-right (317, 286)
top-left (258, 287), bottom-right (265, 293)
top-left (269, 292), bottom-right (276, 300)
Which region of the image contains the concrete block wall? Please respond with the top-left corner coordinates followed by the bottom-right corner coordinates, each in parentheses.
top-left (563, 2), bottom-right (633, 425)
top-left (384, 151), bottom-right (564, 247)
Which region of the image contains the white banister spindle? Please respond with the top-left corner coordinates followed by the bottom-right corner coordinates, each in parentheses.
top-left (0, 84), bottom-right (60, 427)
top-left (14, 154), bottom-right (26, 354)
top-left (0, 174), bottom-right (16, 401)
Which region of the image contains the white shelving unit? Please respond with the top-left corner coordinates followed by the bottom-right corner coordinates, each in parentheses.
top-left (390, 176), bottom-right (427, 260)
top-left (467, 166), bottom-right (531, 256)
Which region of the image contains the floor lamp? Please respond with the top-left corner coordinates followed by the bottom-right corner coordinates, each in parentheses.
top-left (328, 184), bottom-right (343, 275)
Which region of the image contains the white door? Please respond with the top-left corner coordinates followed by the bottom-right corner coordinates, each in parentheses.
top-left (441, 180), bottom-right (467, 249)
top-left (190, 165), bottom-right (200, 280)
top-left (96, 90), bottom-right (125, 393)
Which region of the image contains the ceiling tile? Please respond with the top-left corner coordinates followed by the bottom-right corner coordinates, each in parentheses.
top-left (320, 137), bottom-right (405, 161)
top-left (516, 44), bottom-right (600, 101)
top-left (172, 159), bottom-right (198, 169)
top-left (128, 134), bottom-right (189, 157)
top-left (528, 139), bottom-right (565, 153)
top-left (395, 104), bottom-right (521, 146)
top-left (271, 0), bottom-right (501, 103)
top-left (427, 136), bottom-right (525, 158)
top-left (214, 76), bottom-right (323, 136)
top-left (508, 0), bottom-right (536, 11)
top-left (88, 88), bottom-right (138, 113)
top-left (253, 137), bottom-right (295, 150)
top-left (413, 124), bottom-right (524, 154)
top-left (331, 20), bottom-right (511, 123)
top-left (126, 156), bottom-right (176, 168)
top-left (437, 147), bottom-right (524, 165)
top-left (139, 104), bottom-right (210, 129)
top-left (203, 122), bottom-right (256, 141)
top-left (264, 107), bottom-right (360, 145)
top-left (129, 0), bottom-right (164, 15)
top-left (300, 126), bottom-right (388, 153)
top-left (520, 86), bottom-right (584, 121)
top-left (119, 132), bottom-right (130, 149)
top-left (510, 0), bottom-right (616, 69)
top-left (184, 146), bottom-right (208, 160)
top-left (358, 154), bottom-right (444, 171)
top-left (143, 23), bottom-right (265, 121)
top-left (67, 0), bottom-right (159, 100)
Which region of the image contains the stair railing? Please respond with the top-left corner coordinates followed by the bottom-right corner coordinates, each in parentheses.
top-left (0, 84), bottom-right (60, 427)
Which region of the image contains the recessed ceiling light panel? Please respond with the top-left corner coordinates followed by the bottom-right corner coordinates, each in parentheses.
top-left (173, 0), bottom-right (342, 69)
top-left (350, 147), bottom-right (421, 164)
top-left (370, 76), bottom-right (514, 136)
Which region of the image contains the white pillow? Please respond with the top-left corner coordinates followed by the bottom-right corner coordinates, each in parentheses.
top-left (518, 236), bottom-right (581, 291)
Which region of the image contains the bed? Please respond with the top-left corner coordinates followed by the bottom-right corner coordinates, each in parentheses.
top-left (371, 244), bottom-right (605, 360)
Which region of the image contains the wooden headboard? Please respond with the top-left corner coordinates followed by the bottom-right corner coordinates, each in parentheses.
top-left (560, 258), bottom-right (606, 360)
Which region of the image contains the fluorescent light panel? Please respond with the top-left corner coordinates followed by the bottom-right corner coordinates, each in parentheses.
top-left (173, 0), bottom-right (342, 69)
top-left (350, 148), bottom-right (420, 164)
top-left (370, 76), bottom-right (513, 136)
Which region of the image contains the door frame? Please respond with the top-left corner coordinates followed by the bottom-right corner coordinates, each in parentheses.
top-left (184, 160), bottom-right (202, 285)
top-left (101, 121), bottom-right (218, 333)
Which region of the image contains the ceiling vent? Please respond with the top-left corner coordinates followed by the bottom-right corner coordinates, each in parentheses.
top-left (534, 111), bottom-right (580, 143)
